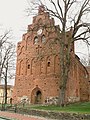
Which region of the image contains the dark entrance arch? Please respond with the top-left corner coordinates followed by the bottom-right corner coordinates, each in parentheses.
top-left (35, 90), bottom-right (42, 104)
top-left (31, 87), bottom-right (42, 104)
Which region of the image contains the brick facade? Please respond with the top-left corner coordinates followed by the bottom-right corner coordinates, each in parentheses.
top-left (86, 66), bottom-right (90, 100)
top-left (12, 6), bottom-right (89, 104)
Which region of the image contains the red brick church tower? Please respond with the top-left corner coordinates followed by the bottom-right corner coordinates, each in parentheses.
top-left (13, 6), bottom-right (89, 104)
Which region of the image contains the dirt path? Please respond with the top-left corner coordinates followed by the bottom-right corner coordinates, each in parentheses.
top-left (0, 111), bottom-right (51, 120)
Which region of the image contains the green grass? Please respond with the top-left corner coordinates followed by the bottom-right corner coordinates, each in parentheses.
top-left (26, 102), bottom-right (90, 114)
top-left (0, 102), bottom-right (90, 114)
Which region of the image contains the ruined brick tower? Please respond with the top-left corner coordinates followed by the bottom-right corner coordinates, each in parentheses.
top-left (13, 6), bottom-right (89, 104)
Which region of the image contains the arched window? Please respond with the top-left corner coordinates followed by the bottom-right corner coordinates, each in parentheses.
top-left (41, 35), bottom-right (46, 43)
top-left (47, 56), bottom-right (52, 74)
top-left (47, 62), bottom-right (50, 67)
top-left (34, 36), bottom-right (38, 44)
top-left (28, 64), bottom-right (30, 69)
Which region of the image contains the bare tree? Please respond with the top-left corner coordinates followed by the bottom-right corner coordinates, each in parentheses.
top-left (0, 30), bottom-right (12, 81)
top-left (27, 0), bottom-right (90, 106)
top-left (0, 30), bottom-right (16, 104)
top-left (3, 43), bottom-right (15, 104)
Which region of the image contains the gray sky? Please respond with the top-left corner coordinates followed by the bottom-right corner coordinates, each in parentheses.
top-left (0, 0), bottom-right (32, 41)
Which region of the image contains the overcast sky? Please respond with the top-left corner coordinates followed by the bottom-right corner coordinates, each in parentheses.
top-left (0, 0), bottom-right (89, 58)
top-left (0, 0), bottom-right (32, 42)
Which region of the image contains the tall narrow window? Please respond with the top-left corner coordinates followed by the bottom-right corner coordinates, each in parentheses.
top-left (47, 56), bottom-right (51, 74)
top-left (47, 62), bottom-right (50, 67)
top-left (41, 35), bottom-right (46, 43)
top-left (34, 36), bottom-right (38, 44)
top-left (28, 64), bottom-right (30, 69)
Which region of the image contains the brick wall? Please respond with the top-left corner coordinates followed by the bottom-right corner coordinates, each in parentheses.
top-left (12, 6), bottom-right (89, 104)
top-left (86, 66), bottom-right (90, 100)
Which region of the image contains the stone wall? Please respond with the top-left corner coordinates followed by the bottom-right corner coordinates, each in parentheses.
top-left (44, 96), bottom-right (58, 105)
top-left (16, 108), bottom-right (90, 120)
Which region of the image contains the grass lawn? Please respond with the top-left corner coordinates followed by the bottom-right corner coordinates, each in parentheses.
top-left (0, 102), bottom-right (90, 114)
top-left (25, 102), bottom-right (90, 114)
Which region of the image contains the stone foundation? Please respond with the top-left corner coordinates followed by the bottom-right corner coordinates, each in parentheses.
top-left (44, 96), bottom-right (58, 105)
top-left (68, 97), bottom-right (80, 103)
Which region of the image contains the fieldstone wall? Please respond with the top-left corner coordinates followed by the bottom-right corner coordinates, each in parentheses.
top-left (68, 97), bottom-right (80, 103)
top-left (16, 108), bottom-right (90, 120)
top-left (44, 97), bottom-right (58, 105)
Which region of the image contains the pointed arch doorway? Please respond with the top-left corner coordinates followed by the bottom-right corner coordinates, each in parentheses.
top-left (31, 87), bottom-right (42, 104)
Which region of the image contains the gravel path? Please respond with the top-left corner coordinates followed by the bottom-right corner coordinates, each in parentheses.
top-left (0, 111), bottom-right (54, 120)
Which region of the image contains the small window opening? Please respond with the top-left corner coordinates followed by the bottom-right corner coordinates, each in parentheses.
top-left (34, 36), bottom-right (38, 44)
top-left (41, 35), bottom-right (46, 43)
top-left (28, 64), bottom-right (30, 69)
top-left (47, 62), bottom-right (50, 67)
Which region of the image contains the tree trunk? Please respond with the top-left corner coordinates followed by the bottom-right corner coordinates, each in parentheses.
top-left (58, 58), bottom-right (70, 106)
top-left (58, 33), bottom-right (71, 107)
top-left (4, 62), bottom-right (8, 104)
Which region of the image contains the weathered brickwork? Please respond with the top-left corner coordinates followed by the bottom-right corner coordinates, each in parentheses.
top-left (86, 66), bottom-right (90, 100)
top-left (12, 6), bottom-right (89, 104)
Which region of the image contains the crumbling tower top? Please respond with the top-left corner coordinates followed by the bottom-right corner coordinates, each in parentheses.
top-left (38, 5), bottom-right (45, 14)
